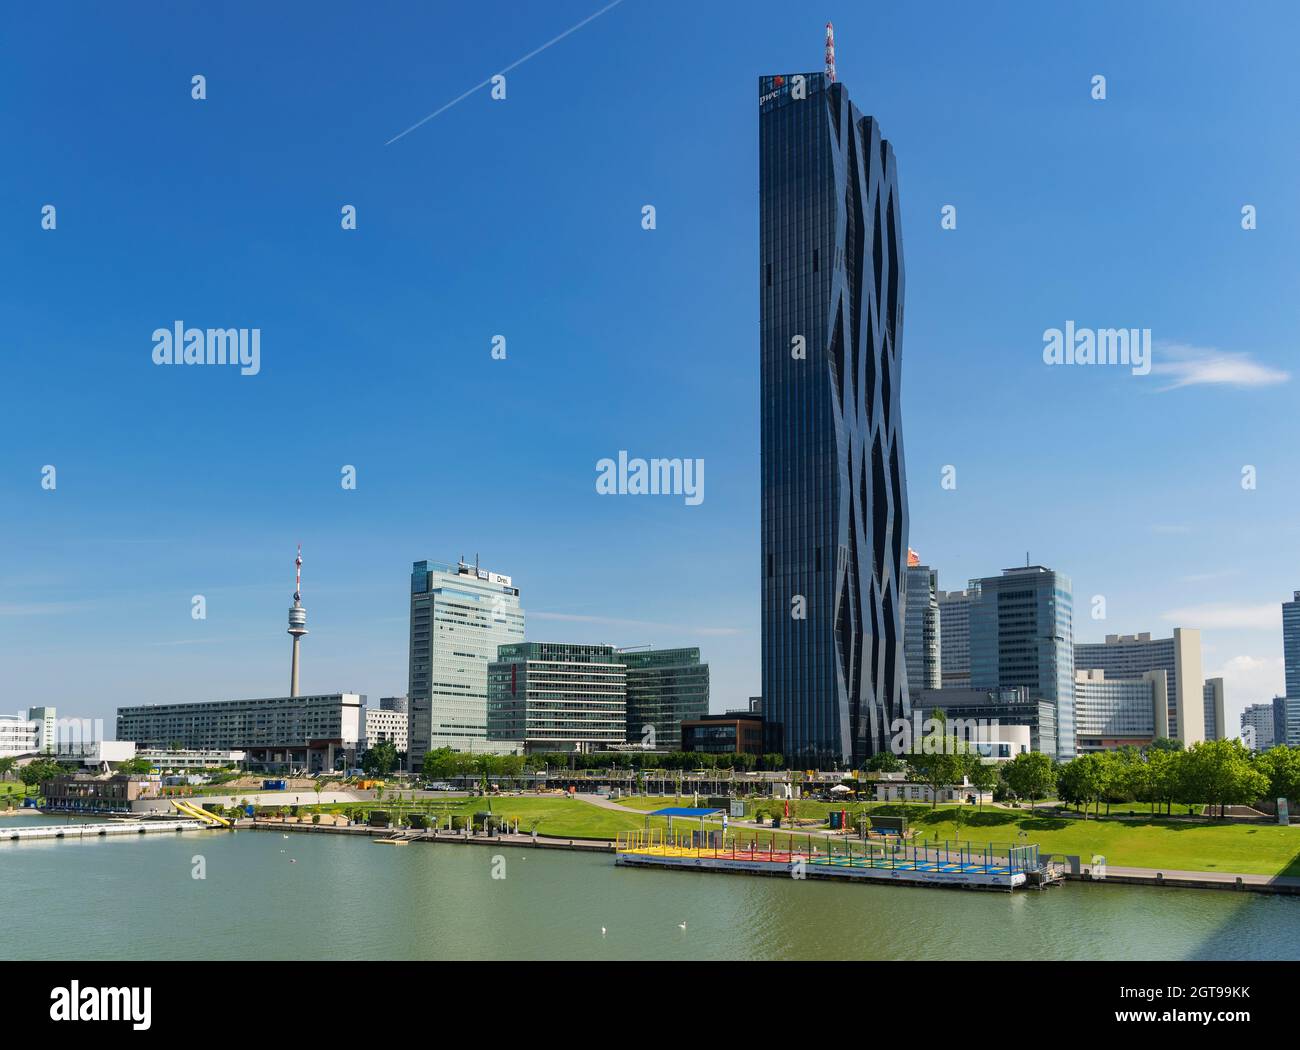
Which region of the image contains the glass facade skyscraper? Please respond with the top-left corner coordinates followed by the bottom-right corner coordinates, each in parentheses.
top-left (904, 564), bottom-right (940, 701)
top-left (969, 566), bottom-right (1075, 761)
top-left (487, 642), bottom-right (627, 753)
top-left (759, 68), bottom-right (910, 767)
top-left (407, 559), bottom-right (524, 767)
top-left (1283, 591), bottom-right (1300, 699)
top-left (617, 647), bottom-right (709, 751)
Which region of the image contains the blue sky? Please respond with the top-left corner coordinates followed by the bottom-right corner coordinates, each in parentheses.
top-left (2, 1), bottom-right (1298, 736)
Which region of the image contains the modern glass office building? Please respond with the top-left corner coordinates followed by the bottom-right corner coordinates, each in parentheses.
top-left (759, 67), bottom-right (910, 766)
top-left (617, 647), bottom-right (709, 750)
top-left (1283, 591), bottom-right (1300, 699)
top-left (904, 563), bottom-right (940, 701)
top-left (937, 586), bottom-right (977, 689)
top-left (486, 642), bottom-right (627, 753)
top-left (969, 566), bottom-right (1075, 761)
top-left (407, 559), bottom-right (525, 767)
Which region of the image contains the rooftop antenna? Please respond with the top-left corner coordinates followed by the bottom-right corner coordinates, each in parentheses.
top-left (824, 21), bottom-right (836, 83)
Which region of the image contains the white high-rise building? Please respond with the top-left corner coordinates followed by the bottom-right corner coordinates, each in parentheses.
top-left (1073, 629), bottom-right (1205, 746)
top-left (408, 559), bottom-right (525, 766)
top-left (1241, 702), bottom-right (1275, 751)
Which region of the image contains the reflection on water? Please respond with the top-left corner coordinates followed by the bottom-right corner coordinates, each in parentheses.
top-left (0, 824), bottom-right (1296, 960)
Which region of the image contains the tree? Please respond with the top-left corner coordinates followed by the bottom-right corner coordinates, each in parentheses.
top-left (864, 751), bottom-right (904, 774)
top-left (1182, 739), bottom-right (1270, 817)
top-left (1002, 752), bottom-right (1054, 814)
top-left (18, 758), bottom-right (63, 787)
top-left (363, 741), bottom-right (398, 776)
top-left (1255, 745), bottom-right (1300, 805)
top-left (0, 757), bottom-right (16, 780)
top-left (968, 759), bottom-right (1000, 811)
top-left (904, 715), bottom-right (969, 808)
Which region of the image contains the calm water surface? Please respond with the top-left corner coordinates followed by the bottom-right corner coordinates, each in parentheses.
top-left (2, 816), bottom-right (1297, 960)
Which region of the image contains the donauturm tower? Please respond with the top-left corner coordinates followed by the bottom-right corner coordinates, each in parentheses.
top-left (759, 24), bottom-right (910, 766)
top-left (288, 545), bottom-right (307, 697)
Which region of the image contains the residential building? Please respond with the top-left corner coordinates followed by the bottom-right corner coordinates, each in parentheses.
top-left (362, 707), bottom-right (409, 753)
top-left (681, 713), bottom-right (764, 755)
top-left (115, 693), bottom-right (364, 772)
top-left (1073, 630), bottom-right (1205, 745)
top-left (937, 586), bottom-right (977, 689)
top-left (1073, 669), bottom-right (1166, 753)
top-left (904, 562), bottom-right (941, 701)
top-left (1241, 702), bottom-right (1276, 751)
top-left (407, 558), bottom-right (524, 765)
top-left (969, 566), bottom-right (1075, 760)
top-left (759, 61), bottom-right (910, 766)
top-left (618, 647), bottom-right (709, 751)
top-left (487, 643), bottom-right (626, 753)
top-left (27, 706), bottom-right (57, 754)
top-left (0, 717), bottom-right (37, 758)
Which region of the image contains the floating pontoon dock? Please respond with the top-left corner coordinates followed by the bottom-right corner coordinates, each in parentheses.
top-left (3, 819), bottom-right (205, 842)
top-left (615, 829), bottom-right (1056, 891)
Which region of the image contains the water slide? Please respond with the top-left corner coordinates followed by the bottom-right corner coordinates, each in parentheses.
top-left (172, 799), bottom-right (232, 828)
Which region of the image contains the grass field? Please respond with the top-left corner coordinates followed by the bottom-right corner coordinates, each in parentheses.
top-left (711, 807), bottom-right (1300, 877)
top-left (301, 796), bottom-right (649, 839)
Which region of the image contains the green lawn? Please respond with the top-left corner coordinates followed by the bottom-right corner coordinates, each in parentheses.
top-left (282, 794), bottom-right (1300, 877)
top-left (714, 807), bottom-right (1300, 877)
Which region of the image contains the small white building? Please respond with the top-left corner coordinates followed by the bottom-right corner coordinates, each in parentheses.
top-left (866, 772), bottom-right (992, 805)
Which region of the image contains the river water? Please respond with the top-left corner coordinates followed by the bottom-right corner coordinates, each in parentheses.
top-left (2, 816), bottom-right (1297, 960)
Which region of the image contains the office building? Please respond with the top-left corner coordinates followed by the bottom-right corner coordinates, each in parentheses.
top-left (681, 712), bottom-right (764, 755)
top-left (1241, 702), bottom-right (1275, 751)
top-left (937, 587), bottom-right (977, 689)
top-left (916, 687), bottom-right (1057, 758)
top-left (487, 643), bottom-right (626, 753)
top-left (408, 558), bottom-right (525, 766)
top-left (1284, 591), bottom-right (1300, 699)
top-left (1202, 678), bottom-right (1225, 742)
top-left (618, 647), bottom-right (709, 750)
top-left (116, 693), bottom-right (364, 772)
top-left (1274, 697), bottom-right (1300, 748)
top-left (969, 566), bottom-right (1075, 761)
top-left (904, 560), bottom-right (941, 701)
top-left (1073, 669), bottom-right (1166, 753)
top-left (1073, 630), bottom-right (1205, 745)
top-left (379, 695), bottom-right (408, 714)
top-left (759, 33), bottom-right (910, 765)
top-left (362, 707), bottom-right (408, 754)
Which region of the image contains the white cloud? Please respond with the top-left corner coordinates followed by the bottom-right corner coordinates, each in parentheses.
top-left (1152, 343), bottom-right (1290, 391)
top-left (1208, 654), bottom-right (1285, 708)
top-left (1159, 602), bottom-right (1279, 630)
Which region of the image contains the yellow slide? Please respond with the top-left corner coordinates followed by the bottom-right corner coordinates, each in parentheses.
top-left (172, 799), bottom-right (233, 828)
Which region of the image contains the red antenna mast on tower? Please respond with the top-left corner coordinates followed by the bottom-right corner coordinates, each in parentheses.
top-left (824, 21), bottom-right (836, 83)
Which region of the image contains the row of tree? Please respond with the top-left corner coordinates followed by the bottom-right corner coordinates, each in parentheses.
top-left (1050, 739), bottom-right (1300, 818)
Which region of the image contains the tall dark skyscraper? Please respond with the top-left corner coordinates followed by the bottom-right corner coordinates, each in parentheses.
top-left (759, 35), bottom-right (910, 766)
